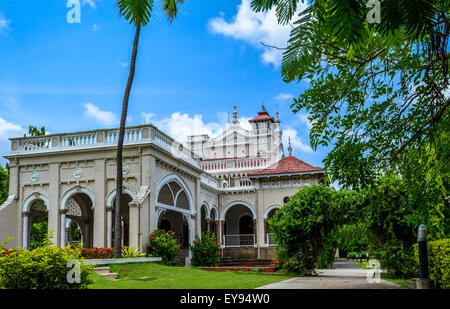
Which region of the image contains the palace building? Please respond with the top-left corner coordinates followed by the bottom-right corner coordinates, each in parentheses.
top-left (0, 105), bottom-right (324, 263)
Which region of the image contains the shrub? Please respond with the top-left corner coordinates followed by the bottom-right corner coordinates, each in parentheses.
top-left (147, 229), bottom-right (180, 266)
top-left (0, 234), bottom-right (94, 289)
top-left (122, 247), bottom-right (145, 258)
top-left (335, 223), bottom-right (368, 257)
top-left (415, 239), bottom-right (450, 289)
top-left (190, 232), bottom-right (220, 267)
top-left (269, 185), bottom-right (362, 275)
top-left (80, 247), bottom-right (114, 259)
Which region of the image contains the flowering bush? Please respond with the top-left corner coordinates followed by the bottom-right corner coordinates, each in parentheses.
top-left (190, 232), bottom-right (220, 267)
top-left (80, 247), bottom-right (114, 259)
top-left (0, 233), bottom-right (94, 289)
top-left (147, 229), bottom-right (180, 266)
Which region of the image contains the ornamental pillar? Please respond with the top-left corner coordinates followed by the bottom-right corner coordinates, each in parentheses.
top-left (60, 209), bottom-right (67, 248)
top-left (22, 211), bottom-right (30, 249)
top-left (106, 206), bottom-right (113, 248)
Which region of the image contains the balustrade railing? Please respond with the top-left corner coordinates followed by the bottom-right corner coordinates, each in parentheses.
top-left (200, 157), bottom-right (268, 172)
top-left (222, 234), bottom-right (255, 247)
top-left (9, 125), bottom-right (199, 167)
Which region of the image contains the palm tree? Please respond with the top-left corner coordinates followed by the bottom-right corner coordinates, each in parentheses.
top-left (115, 0), bottom-right (184, 258)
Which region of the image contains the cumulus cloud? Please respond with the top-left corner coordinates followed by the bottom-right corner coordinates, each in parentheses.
top-left (0, 118), bottom-right (25, 159)
top-left (297, 113), bottom-right (314, 130)
top-left (283, 127), bottom-right (313, 153)
top-left (118, 61), bottom-right (129, 68)
top-left (209, 0), bottom-right (307, 68)
top-left (83, 103), bottom-right (118, 126)
top-left (141, 111), bottom-right (255, 144)
top-left (0, 11), bottom-right (11, 33)
top-left (275, 93), bottom-right (294, 101)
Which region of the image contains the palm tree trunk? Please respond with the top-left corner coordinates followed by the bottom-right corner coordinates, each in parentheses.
top-left (114, 21), bottom-right (141, 258)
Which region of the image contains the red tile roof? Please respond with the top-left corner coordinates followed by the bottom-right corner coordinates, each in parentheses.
top-left (249, 111), bottom-right (272, 121)
top-left (248, 155), bottom-right (324, 177)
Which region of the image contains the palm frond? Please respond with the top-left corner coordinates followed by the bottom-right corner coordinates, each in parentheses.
top-left (161, 0), bottom-right (184, 24)
top-left (116, 0), bottom-right (154, 26)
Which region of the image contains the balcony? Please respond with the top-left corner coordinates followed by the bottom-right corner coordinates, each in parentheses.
top-left (7, 125), bottom-right (199, 168)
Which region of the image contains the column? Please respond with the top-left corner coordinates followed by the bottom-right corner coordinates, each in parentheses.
top-left (106, 206), bottom-right (113, 247)
top-left (128, 202), bottom-right (139, 249)
top-left (22, 212), bottom-right (30, 249)
top-left (48, 163), bottom-right (60, 246)
top-left (195, 178), bottom-right (201, 237)
top-left (60, 210), bottom-right (67, 247)
top-left (206, 219), bottom-right (211, 232)
top-left (93, 159), bottom-right (106, 247)
top-left (256, 185), bottom-right (265, 248)
top-left (253, 219), bottom-right (257, 247)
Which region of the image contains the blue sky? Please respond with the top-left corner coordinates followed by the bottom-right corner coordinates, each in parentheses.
top-left (0, 0), bottom-right (331, 167)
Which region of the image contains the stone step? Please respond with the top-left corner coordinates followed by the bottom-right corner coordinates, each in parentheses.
top-left (93, 267), bottom-right (111, 275)
top-left (101, 272), bottom-right (118, 280)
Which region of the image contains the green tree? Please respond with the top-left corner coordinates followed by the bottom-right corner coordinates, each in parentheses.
top-left (269, 185), bottom-right (363, 274)
top-left (0, 164), bottom-right (8, 205)
top-left (251, 0), bottom-right (449, 188)
top-left (114, 0), bottom-right (184, 258)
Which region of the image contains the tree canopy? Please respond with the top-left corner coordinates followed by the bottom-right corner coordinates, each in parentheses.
top-left (251, 0), bottom-right (449, 188)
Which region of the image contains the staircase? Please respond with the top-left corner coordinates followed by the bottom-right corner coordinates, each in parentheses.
top-left (94, 266), bottom-right (118, 280)
top-left (217, 258), bottom-right (275, 267)
top-left (176, 249), bottom-right (189, 267)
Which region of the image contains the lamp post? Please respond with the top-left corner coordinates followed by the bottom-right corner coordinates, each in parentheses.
top-left (416, 224), bottom-right (434, 289)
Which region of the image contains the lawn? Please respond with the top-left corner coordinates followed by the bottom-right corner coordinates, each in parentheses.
top-left (89, 262), bottom-right (292, 289)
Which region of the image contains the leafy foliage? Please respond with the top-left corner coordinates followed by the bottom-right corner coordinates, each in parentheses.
top-left (363, 174), bottom-right (446, 278)
top-left (0, 164), bottom-right (8, 205)
top-left (30, 216), bottom-right (48, 250)
top-left (0, 234), bottom-right (94, 289)
top-left (269, 185), bottom-right (363, 274)
top-left (121, 247), bottom-right (145, 258)
top-left (415, 239), bottom-right (450, 289)
top-left (251, 0), bottom-right (449, 188)
top-left (190, 232), bottom-right (221, 267)
top-left (335, 223), bottom-right (369, 257)
top-left (146, 229), bottom-right (180, 266)
top-left (80, 248), bottom-right (114, 259)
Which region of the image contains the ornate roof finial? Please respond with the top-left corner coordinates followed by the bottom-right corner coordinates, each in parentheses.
top-left (261, 101), bottom-right (266, 112)
top-left (232, 104), bottom-right (239, 124)
top-left (275, 104), bottom-right (280, 123)
top-left (288, 137), bottom-right (292, 155)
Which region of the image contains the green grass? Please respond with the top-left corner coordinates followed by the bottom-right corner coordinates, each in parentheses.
top-left (90, 262), bottom-right (292, 289)
top-left (382, 277), bottom-right (413, 289)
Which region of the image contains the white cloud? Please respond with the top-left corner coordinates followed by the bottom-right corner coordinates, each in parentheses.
top-left (0, 118), bottom-right (25, 159)
top-left (91, 24), bottom-right (100, 32)
top-left (283, 127), bottom-right (313, 153)
top-left (83, 103), bottom-right (118, 126)
top-left (0, 118), bottom-right (24, 140)
top-left (141, 111), bottom-right (255, 144)
top-left (209, 0), bottom-right (307, 68)
top-left (82, 0), bottom-right (98, 9)
top-left (275, 93), bottom-right (294, 101)
top-left (118, 61), bottom-right (129, 68)
top-left (0, 11), bottom-right (11, 33)
top-left (297, 113), bottom-right (314, 130)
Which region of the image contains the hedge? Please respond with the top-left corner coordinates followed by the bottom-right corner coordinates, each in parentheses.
top-left (80, 247), bottom-right (114, 259)
top-left (415, 239), bottom-right (450, 289)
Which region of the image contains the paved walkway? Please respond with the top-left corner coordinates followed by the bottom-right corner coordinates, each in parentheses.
top-left (257, 259), bottom-right (404, 289)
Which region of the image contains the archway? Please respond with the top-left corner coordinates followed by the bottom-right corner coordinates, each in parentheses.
top-left (29, 200), bottom-right (48, 250)
top-left (155, 175), bottom-right (194, 249)
top-left (157, 210), bottom-right (189, 249)
top-left (264, 206), bottom-right (280, 246)
top-left (222, 202), bottom-right (256, 247)
top-left (210, 207), bottom-right (218, 236)
top-left (200, 205), bottom-right (208, 234)
top-left (22, 193), bottom-right (49, 249)
top-left (61, 187), bottom-right (95, 248)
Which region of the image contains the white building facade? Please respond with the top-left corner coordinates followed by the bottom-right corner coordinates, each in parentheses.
top-left (0, 106), bottom-right (324, 260)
